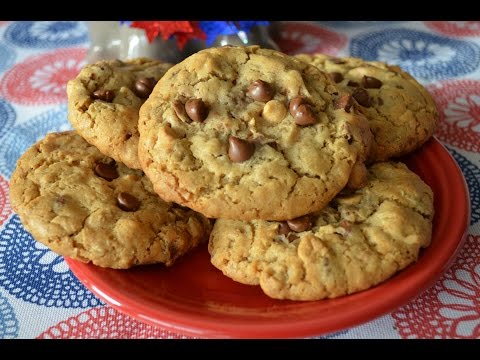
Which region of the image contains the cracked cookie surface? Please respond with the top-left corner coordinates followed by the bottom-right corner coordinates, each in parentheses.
top-left (209, 162), bottom-right (434, 301)
top-left (9, 131), bottom-right (211, 269)
top-left (296, 53), bottom-right (438, 162)
top-left (67, 58), bottom-right (173, 169)
top-left (138, 46), bottom-right (371, 221)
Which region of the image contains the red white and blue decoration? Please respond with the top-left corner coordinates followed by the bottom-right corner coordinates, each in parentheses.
top-left (0, 20), bottom-right (479, 339)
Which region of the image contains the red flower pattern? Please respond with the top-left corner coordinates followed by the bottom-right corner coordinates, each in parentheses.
top-left (0, 176), bottom-right (11, 227)
top-left (0, 48), bottom-right (87, 105)
top-left (37, 306), bottom-right (194, 339)
top-left (273, 22), bottom-right (346, 56)
top-left (392, 235), bottom-right (480, 338)
top-left (428, 80), bottom-right (480, 152)
top-left (425, 21), bottom-right (480, 37)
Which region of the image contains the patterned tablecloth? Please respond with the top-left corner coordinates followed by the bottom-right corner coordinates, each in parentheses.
top-left (0, 21), bottom-right (479, 339)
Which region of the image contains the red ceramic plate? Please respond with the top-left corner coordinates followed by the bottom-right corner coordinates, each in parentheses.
top-left (66, 137), bottom-right (470, 339)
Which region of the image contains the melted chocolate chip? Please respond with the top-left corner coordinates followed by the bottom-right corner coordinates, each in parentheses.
top-left (294, 104), bottom-right (317, 126)
top-left (277, 222), bottom-right (290, 236)
top-left (228, 136), bottom-right (255, 163)
top-left (334, 94), bottom-right (354, 113)
top-left (117, 192), bottom-right (140, 212)
top-left (92, 89), bottom-right (114, 102)
top-left (352, 88), bottom-right (372, 108)
top-left (185, 99), bottom-right (208, 122)
top-left (94, 162), bottom-right (119, 181)
top-left (289, 96), bottom-right (304, 116)
top-left (287, 216), bottom-right (312, 232)
top-left (362, 75), bottom-right (382, 89)
top-left (134, 77), bottom-right (157, 98)
top-left (329, 72), bottom-right (344, 83)
top-left (347, 80), bottom-right (359, 87)
top-left (247, 80), bottom-right (274, 102)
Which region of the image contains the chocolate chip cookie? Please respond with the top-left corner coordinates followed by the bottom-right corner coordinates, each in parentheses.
top-left (209, 162), bottom-right (434, 301)
top-left (296, 53), bottom-right (438, 162)
top-left (138, 46), bottom-right (371, 221)
top-left (9, 131), bottom-right (211, 269)
top-left (67, 58), bottom-right (173, 169)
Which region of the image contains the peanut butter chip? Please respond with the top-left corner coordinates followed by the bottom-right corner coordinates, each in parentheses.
top-left (362, 75), bottom-right (383, 89)
top-left (247, 80), bottom-right (274, 102)
top-left (294, 104), bottom-right (317, 126)
top-left (347, 162), bottom-right (368, 190)
top-left (352, 88), bottom-right (372, 108)
top-left (94, 162), bottom-right (119, 181)
top-left (262, 100), bottom-right (287, 123)
top-left (117, 192), bottom-right (140, 212)
top-left (185, 99), bottom-right (208, 122)
top-left (287, 216), bottom-right (312, 232)
top-left (92, 89), bottom-right (114, 102)
top-left (228, 136), bottom-right (255, 163)
top-left (334, 94), bottom-right (354, 113)
top-left (134, 77), bottom-right (157, 98)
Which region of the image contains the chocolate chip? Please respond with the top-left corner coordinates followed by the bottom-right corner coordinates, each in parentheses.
top-left (277, 222), bottom-right (290, 236)
top-left (247, 80), bottom-right (274, 102)
top-left (329, 72), bottom-right (344, 83)
top-left (334, 94), bottom-right (353, 113)
top-left (92, 89), bottom-right (114, 102)
top-left (173, 100), bottom-right (190, 123)
top-left (352, 88), bottom-right (372, 108)
top-left (185, 99), bottom-right (208, 122)
top-left (228, 136), bottom-right (255, 163)
top-left (117, 192), bottom-right (140, 212)
top-left (94, 162), bottom-right (119, 181)
top-left (289, 96), bottom-right (304, 117)
top-left (294, 104), bottom-right (317, 126)
top-left (362, 75), bottom-right (382, 89)
top-left (287, 216), bottom-right (312, 232)
top-left (347, 81), bottom-right (359, 87)
top-left (134, 77), bottom-right (157, 98)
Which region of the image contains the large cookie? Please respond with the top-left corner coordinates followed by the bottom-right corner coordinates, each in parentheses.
top-left (67, 58), bottom-right (173, 169)
top-left (296, 53), bottom-right (438, 162)
top-left (209, 162), bottom-right (434, 301)
top-left (9, 131), bottom-right (211, 269)
top-left (138, 46), bottom-right (371, 221)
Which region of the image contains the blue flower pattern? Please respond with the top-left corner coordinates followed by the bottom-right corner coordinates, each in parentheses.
top-left (0, 216), bottom-right (102, 308)
top-left (0, 106), bottom-right (71, 179)
top-left (350, 29), bottom-right (480, 81)
top-left (0, 98), bottom-right (15, 141)
top-left (4, 21), bottom-right (88, 49)
top-left (446, 147), bottom-right (480, 225)
top-left (0, 43), bottom-right (15, 72)
top-left (0, 291), bottom-right (19, 339)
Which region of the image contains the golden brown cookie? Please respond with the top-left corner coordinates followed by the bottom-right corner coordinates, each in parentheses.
top-left (9, 131), bottom-right (211, 269)
top-left (138, 46), bottom-right (371, 221)
top-left (209, 162), bottom-right (434, 301)
top-left (67, 58), bottom-right (172, 169)
top-left (296, 53), bottom-right (438, 162)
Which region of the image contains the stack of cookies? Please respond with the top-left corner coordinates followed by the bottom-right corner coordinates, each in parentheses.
top-left (10, 46), bottom-right (437, 301)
